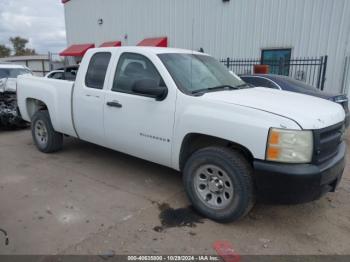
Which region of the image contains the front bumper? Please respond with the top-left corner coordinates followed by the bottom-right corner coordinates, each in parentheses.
top-left (253, 142), bottom-right (346, 204)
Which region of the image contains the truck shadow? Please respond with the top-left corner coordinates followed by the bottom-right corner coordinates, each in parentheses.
top-left (60, 136), bottom-right (345, 227)
top-left (59, 136), bottom-right (184, 202)
top-left (0, 126), bottom-right (29, 132)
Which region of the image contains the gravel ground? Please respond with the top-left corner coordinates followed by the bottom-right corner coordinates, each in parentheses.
top-left (0, 129), bottom-right (349, 255)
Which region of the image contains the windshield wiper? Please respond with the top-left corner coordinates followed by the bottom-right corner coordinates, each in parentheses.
top-left (191, 85), bottom-right (239, 94)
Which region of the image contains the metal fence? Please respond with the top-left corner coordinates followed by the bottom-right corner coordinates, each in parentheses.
top-left (221, 56), bottom-right (328, 90)
top-left (48, 52), bottom-right (65, 71)
top-left (342, 56), bottom-right (350, 95)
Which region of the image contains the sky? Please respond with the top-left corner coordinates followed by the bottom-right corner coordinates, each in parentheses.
top-left (0, 0), bottom-right (66, 54)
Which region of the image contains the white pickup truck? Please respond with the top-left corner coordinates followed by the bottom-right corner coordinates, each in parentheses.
top-left (17, 47), bottom-right (346, 222)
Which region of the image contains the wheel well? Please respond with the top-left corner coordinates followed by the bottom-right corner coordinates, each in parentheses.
top-left (179, 133), bottom-right (254, 171)
top-left (26, 98), bottom-right (48, 119)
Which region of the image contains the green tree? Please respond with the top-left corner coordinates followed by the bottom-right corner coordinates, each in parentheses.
top-left (23, 48), bottom-right (36, 55)
top-left (0, 44), bottom-right (11, 58)
top-left (9, 36), bottom-right (36, 56)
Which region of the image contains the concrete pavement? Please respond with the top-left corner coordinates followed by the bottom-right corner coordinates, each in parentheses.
top-left (0, 129), bottom-right (349, 255)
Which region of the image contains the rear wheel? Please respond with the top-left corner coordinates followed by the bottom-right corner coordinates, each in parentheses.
top-left (31, 111), bottom-right (63, 153)
top-left (183, 147), bottom-right (255, 222)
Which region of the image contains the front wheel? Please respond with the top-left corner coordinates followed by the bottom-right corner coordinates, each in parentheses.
top-left (31, 111), bottom-right (63, 153)
top-left (183, 147), bottom-right (255, 222)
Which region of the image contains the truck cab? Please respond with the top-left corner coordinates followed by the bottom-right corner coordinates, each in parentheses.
top-left (17, 47), bottom-right (346, 222)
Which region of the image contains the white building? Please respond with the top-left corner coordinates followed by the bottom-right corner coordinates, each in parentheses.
top-left (62, 0), bottom-right (350, 94)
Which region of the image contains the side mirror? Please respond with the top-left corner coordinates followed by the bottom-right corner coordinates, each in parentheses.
top-left (132, 79), bottom-right (168, 101)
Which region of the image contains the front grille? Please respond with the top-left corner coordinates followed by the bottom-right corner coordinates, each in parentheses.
top-left (313, 122), bottom-right (344, 164)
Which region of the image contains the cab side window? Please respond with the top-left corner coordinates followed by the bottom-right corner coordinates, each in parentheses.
top-left (85, 52), bottom-right (111, 89)
top-left (50, 72), bottom-right (64, 79)
top-left (112, 53), bottom-right (164, 94)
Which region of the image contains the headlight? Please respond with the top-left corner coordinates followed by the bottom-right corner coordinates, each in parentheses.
top-left (266, 128), bottom-right (313, 163)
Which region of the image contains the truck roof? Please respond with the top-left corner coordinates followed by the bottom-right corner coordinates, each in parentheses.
top-left (87, 46), bottom-right (206, 55)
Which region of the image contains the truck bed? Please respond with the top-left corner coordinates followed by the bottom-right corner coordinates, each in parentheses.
top-left (17, 75), bottom-right (77, 137)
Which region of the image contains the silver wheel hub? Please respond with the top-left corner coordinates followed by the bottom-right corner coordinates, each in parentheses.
top-left (194, 164), bottom-right (234, 209)
top-left (208, 176), bottom-right (224, 193)
top-left (34, 120), bottom-right (48, 147)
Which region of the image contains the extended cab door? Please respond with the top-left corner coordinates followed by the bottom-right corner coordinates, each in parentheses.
top-left (73, 52), bottom-right (112, 145)
top-left (103, 52), bottom-right (176, 167)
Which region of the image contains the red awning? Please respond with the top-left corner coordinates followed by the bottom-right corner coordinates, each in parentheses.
top-left (99, 41), bottom-right (122, 47)
top-left (59, 44), bottom-right (95, 57)
top-left (137, 37), bottom-right (168, 47)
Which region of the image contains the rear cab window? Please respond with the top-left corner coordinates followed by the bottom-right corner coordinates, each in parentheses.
top-left (48, 72), bottom-right (64, 79)
top-left (85, 52), bottom-right (111, 89)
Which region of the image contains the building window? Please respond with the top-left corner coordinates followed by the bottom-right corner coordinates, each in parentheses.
top-left (261, 48), bottom-right (292, 76)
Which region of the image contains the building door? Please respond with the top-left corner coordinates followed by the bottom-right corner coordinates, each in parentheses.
top-left (261, 48), bottom-right (292, 76)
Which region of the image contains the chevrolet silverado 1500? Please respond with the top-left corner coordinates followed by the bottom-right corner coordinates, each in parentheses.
top-left (17, 47), bottom-right (346, 222)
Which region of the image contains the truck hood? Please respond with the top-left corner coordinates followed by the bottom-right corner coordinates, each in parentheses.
top-left (203, 87), bottom-right (345, 129)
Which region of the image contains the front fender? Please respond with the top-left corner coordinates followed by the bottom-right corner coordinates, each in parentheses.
top-left (171, 99), bottom-right (300, 170)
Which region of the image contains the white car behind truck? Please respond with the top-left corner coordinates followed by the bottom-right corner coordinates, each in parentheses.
top-left (17, 47), bottom-right (346, 222)
top-left (0, 63), bottom-right (32, 127)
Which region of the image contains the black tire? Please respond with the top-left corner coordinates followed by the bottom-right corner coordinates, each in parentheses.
top-left (31, 110), bottom-right (63, 153)
top-left (183, 147), bottom-right (255, 223)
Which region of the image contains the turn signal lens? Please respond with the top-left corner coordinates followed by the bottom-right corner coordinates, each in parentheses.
top-left (268, 130), bottom-right (280, 145)
top-left (266, 128), bottom-right (313, 163)
top-left (267, 147), bottom-right (280, 160)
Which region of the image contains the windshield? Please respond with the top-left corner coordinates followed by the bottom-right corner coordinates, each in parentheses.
top-left (158, 53), bottom-right (247, 94)
top-left (0, 68), bottom-right (32, 79)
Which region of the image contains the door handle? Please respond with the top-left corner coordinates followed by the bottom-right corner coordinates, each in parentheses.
top-left (86, 94), bottom-right (100, 98)
top-left (106, 101), bottom-right (122, 108)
